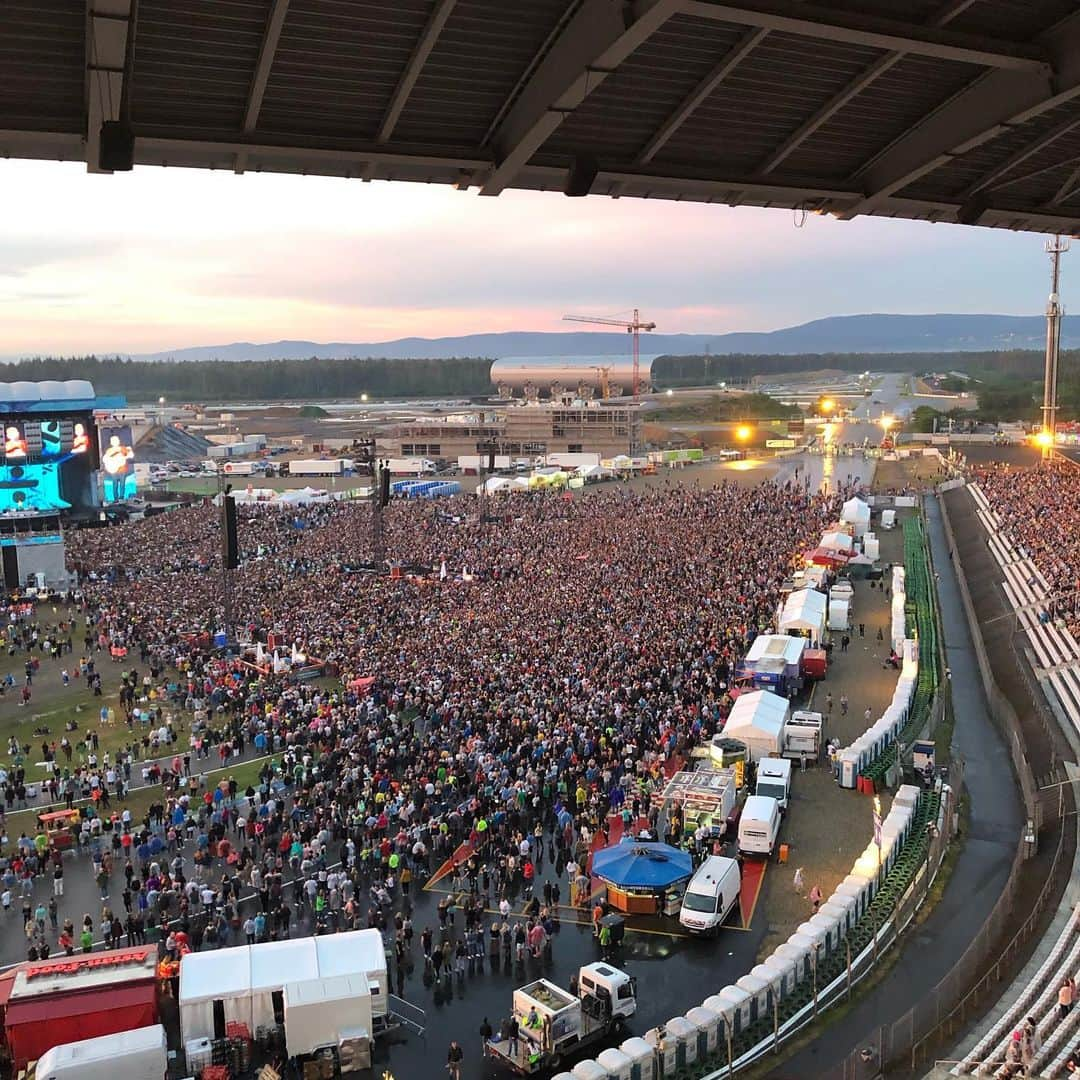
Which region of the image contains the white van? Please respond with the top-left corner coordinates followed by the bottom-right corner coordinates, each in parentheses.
top-left (755, 757), bottom-right (792, 812)
top-left (738, 795), bottom-right (782, 856)
top-left (679, 856), bottom-right (742, 935)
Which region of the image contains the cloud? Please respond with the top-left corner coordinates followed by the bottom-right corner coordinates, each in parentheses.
top-left (0, 158), bottom-right (1062, 354)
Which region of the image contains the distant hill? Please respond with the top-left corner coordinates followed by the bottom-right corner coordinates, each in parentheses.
top-left (123, 314), bottom-right (1073, 362)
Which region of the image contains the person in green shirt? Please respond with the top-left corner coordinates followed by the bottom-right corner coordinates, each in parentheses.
top-left (80, 928), bottom-right (93, 953)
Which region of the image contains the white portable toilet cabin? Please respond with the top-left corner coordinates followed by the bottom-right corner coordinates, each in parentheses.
top-left (881, 821), bottom-right (905, 863)
top-left (620, 1036), bottom-right (656, 1080)
top-left (572, 1060), bottom-right (609, 1080)
top-left (702, 993), bottom-right (739, 1046)
top-left (736, 971), bottom-right (771, 1024)
top-left (774, 940), bottom-right (812, 985)
top-left (838, 748), bottom-right (860, 789)
top-left (894, 784), bottom-right (921, 810)
top-left (751, 962), bottom-right (786, 1007)
top-left (760, 954), bottom-right (797, 1000)
top-left (662, 1016), bottom-right (699, 1069)
top-left (715, 985), bottom-right (753, 1034)
top-left (809, 910), bottom-right (843, 953)
top-left (552, 1072), bottom-right (577, 1080)
top-left (597, 1046), bottom-right (633, 1080)
top-left (643, 1028), bottom-right (673, 1076)
top-left (836, 875), bottom-right (873, 920)
top-left (686, 1005), bottom-right (722, 1056)
top-left (797, 920), bottom-right (832, 960)
top-left (821, 896), bottom-right (858, 936)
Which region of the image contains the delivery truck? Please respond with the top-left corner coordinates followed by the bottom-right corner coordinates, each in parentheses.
top-left (755, 757), bottom-right (792, 812)
top-left (545, 452), bottom-right (601, 471)
top-left (738, 795), bottom-right (781, 856)
top-left (288, 458), bottom-right (344, 476)
top-left (485, 963), bottom-right (637, 1073)
top-left (387, 457), bottom-right (437, 475)
top-left (220, 460), bottom-right (256, 476)
top-left (678, 855), bottom-right (741, 935)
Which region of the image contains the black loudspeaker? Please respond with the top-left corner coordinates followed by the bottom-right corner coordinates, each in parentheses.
top-left (2, 547), bottom-right (18, 591)
top-left (222, 496), bottom-right (239, 569)
top-left (379, 467), bottom-right (391, 508)
top-left (99, 121), bottom-right (135, 172)
top-left (564, 155), bottom-right (598, 197)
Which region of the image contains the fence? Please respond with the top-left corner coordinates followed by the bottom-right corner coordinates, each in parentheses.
top-left (815, 488), bottom-right (1073, 1079)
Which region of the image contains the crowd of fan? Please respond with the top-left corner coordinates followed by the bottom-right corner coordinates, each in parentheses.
top-left (974, 460), bottom-right (1080, 638)
top-left (2, 482), bottom-right (842, 986)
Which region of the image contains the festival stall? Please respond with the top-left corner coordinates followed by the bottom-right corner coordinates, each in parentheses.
top-left (592, 840), bottom-right (693, 915)
top-left (737, 634), bottom-right (806, 693)
top-left (722, 690), bottom-right (788, 763)
top-left (3, 947), bottom-right (159, 1072)
top-left (778, 588), bottom-right (827, 641)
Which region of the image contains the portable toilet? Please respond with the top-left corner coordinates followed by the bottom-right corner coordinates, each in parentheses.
top-left (736, 971), bottom-right (770, 1024)
top-left (597, 1046), bottom-right (633, 1080)
top-left (552, 1073), bottom-right (576, 1080)
top-left (894, 784), bottom-right (921, 810)
top-left (796, 920), bottom-right (831, 959)
top-left (686, 1004), bottom-right (722, 1056)
top-left (809, 910), bottom-right (842, 953)
top-left (838, 748), bottom-right (860, 789)
top-left (774, 940), bottom-right (811, 984)
top-left (821, 896), bottom-right (857, 937)
top-left (715, 985), bottom-right (753, 1034)
top-left (620, 1036), bottom-right (656, 1080)
top-left (663, 1016), bottom-right (699, 1069)
top-left (853, 850), bottom-right (882, 891)
top-left (751, 962), bottom-right (784, 1008)
top-left (643, 1027), bottom-right (675, 1076)
top-left (762, 951), bottom-right (797, 998)
top-left (703, 993), bottom-right (739, 1048)
top-left (837, 875), bottom-right (872, 919)
top-left (572, 1061), bottom-right (609, 1080)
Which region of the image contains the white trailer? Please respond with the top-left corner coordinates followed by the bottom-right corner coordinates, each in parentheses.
top-left (35, 1024), bottom-right (167, 1080)
top-left (220, 460), bottom-right (256, 476)
top-left (288, 458), bottom-right (344, 476)
top-left (458, 454), bottom-right (511, 474)
top-left (782, 711), bottom-right (823, 762)
top-left (387, 457), bottom-right (436, 475)
top-left (486, 963), bottom-right (637, 1074)
top-left (284, 973), bottom-right (374, 1057)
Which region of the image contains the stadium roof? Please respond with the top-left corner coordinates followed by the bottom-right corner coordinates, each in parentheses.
top-left (7, 0), bottom-right (1080, 234)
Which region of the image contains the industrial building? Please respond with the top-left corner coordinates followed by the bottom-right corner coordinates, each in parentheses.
top-left (490, 356), bottom-right (655, 400)
top-left (377, 402), bottom-right (641, 461)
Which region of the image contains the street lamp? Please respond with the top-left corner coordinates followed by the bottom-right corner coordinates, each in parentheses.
top-left (735, 424), bottom-right (753, 443)
top-left (360, 393), bottom-right (369, 403)
top-left (820, 398), bottom-right (835, 415)
top-left (666, 388), bottom-right (674, 397)
top-left (1035, 429), bottom-right (1054, 450)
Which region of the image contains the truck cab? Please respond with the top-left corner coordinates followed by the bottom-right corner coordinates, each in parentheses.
top-left (486, 963), bottom-right (636, 1074)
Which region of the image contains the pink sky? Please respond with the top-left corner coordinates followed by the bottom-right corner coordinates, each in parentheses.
top-left (0, 159), bottom-right (1059, 356)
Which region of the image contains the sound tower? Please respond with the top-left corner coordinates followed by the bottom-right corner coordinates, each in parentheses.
top-left (379, 466), bottom-right (391, 508)
top-left (222, 495), bottom-right (239, 569)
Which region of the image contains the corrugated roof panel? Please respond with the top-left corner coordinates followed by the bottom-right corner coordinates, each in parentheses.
top-left (0, 1), bottom-right (84, 133)
top-left (132, 0), bottom-right (271, 136)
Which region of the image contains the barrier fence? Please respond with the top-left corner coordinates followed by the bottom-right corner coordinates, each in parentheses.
top-left (812, 488), bottom-right (1073, 1079)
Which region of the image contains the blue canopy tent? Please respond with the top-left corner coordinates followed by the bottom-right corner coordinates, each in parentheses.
top-left (591, 841), bottom-right (693, 915)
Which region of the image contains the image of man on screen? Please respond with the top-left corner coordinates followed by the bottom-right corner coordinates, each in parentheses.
top-left (101, 432), bottom-right (134, 502)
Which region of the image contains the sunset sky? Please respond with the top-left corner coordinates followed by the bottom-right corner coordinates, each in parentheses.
top-left (0, 159), bottom-right (1068, 357)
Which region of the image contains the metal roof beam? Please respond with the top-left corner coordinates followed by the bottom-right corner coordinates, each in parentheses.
top-left (479, 0), bottom-right (680, 196)
top-left (837, 11), bottom-right (1080, 220)
top-left (236, 0), bottom-right (290, 173)
top-left (962, 113), bottom-right (1080, 198)
top-left (637, 27), bottom-right (766, 164)
top-left (757, 0), bottom-right (976, 176)
top-left (378, 0), bottom-right (458, 144)
top-left (679, 1), bottom-right (1050, 71)
top-left (85, 0), bottom-right (133, 174)
top-left (1049, 162), bottom-right (1080, 207)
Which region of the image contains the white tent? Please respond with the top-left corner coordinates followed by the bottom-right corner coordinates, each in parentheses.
top-left (779, 588), bottom-right (827, 640)
top-left (723, 690), bottom-right (789, 762)
top-left (249, 936), bottom-right (321, 1030)
top-left (745, 634), bottom-right (805, 671)
top-left (179, 946), bottom-right (254, 1042)
top-left (840, 497), bottom-right (871, 537)
top-left (819, 530), bottom-right (854, 553)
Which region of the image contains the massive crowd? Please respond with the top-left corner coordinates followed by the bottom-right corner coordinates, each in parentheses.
top-left (2, 481), bottom-right (842, 1007)
top-left (974, 459), bottom-right (1080, 638)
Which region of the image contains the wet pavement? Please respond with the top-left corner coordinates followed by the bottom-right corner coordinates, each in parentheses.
top-left (774, 496), bottom-right (1021, 1077)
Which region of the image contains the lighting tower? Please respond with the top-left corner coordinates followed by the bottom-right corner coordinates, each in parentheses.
top-left (1041, 235), bottom-right (1069, 458)
top-left (563, 309), bottom-right (657, 400)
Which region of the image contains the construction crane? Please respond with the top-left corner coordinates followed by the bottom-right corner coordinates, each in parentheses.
top-left (563, 309), bottom-right (656, 401)
top-left (590, 364), bottom-right (611, 400)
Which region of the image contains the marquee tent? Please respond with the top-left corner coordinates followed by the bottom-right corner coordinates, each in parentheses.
top-left (592, 841), bottom-right (693, 890)
top-left (723, 690), bottom-right (789, 762)
top-left (779, 588), bottom-right (827, 640)
top-left (840, 498), bottom-right (871, 537)
top-left (819, 530), bottom-right (855, 553)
